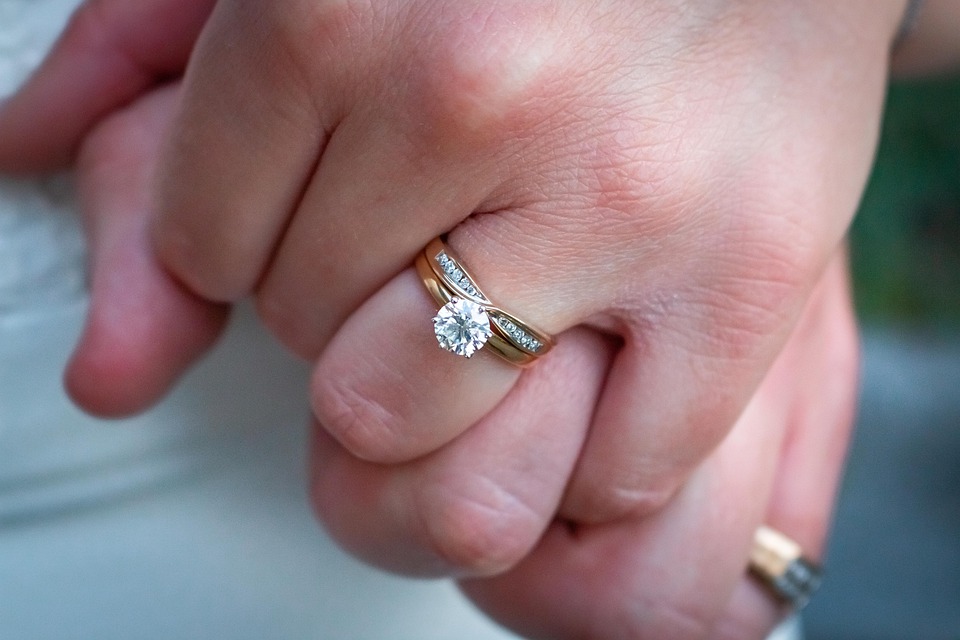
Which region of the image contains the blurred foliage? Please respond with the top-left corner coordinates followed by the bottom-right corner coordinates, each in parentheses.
top-left (851, 73), bottom-right (960, 328)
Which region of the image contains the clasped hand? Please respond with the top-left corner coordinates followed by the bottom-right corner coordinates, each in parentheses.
top-left (0, 1), bottom-right (906, 636)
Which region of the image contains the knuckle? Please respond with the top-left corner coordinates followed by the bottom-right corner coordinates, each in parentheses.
top-left (411, 9), bottom-right (561, 144)
top-left (311, 375), bottom-right (405, 463)
top-left (417, 478), bottom-right (542, 576)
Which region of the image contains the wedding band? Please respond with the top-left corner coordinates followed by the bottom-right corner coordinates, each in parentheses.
top-left (749, 526), bottom-right (823, 610)
top-left (416, 237), bottom-right (554, 366)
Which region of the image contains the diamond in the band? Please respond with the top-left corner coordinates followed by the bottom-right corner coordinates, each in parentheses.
top-left (433, 298), bottom-right (493, 358)
top-left (494, 316), bottom-right (543, 352)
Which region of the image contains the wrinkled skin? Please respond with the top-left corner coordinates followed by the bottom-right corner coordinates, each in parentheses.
top-left (0, 0), bottom-right (902, 636)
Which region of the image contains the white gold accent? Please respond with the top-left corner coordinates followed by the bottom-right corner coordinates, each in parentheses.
top-left (436, 252), bottom-right (482, 298)
top-left (494, 316), bottom-right (542, 353)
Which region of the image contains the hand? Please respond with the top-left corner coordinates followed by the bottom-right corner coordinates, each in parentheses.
top-left (0, 0), bottom-right (889, 636)
top-left (146, 0), bottom-right (899, 538)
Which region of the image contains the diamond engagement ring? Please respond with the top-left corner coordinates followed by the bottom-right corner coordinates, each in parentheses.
top-left (415, 237), bottom-right (555, 366)
top-left (749, 526), bottom-right (823, 610)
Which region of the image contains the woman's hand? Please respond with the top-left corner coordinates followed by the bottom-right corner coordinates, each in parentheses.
top-left (146, 0), bottom-right (899, 536)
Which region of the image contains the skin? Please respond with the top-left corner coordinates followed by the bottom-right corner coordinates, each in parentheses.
top-left (6, 0), bottom-right (952, 636)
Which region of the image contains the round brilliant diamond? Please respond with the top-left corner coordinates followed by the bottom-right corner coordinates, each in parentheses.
top-left (433, 298), bottom-right (493, 357)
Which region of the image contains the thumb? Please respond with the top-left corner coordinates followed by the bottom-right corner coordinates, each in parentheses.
top-left (0, 0), bottom-right (215, 173)
top-left (64, 83), bottom-right (228, 418)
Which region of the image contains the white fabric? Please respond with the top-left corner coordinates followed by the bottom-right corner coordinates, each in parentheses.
top-left (0, 2), bottom-right (516, 638)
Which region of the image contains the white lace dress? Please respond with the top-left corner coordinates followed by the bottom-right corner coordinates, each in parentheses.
top-left (0, 2), bottom-right (516, 638)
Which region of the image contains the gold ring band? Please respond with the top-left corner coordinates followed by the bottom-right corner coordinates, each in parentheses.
top-left (416, 237), bottom-right (554, 366)
top-left (749, 526), bottom-right (823, 610)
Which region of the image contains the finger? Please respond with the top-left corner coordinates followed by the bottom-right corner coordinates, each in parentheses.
top-left (756, 253), bottom-right (857, 557)
top-left (310, 185), bottom-right (628, 465)
top-left (712, 253), bottom-right (859, 639)
top-left (310, 269), bottom-right (520, 462)
top-left (310, 328), bottom-right (614, 576)
top-left (65, 84), bottom-right (228, 418)
top-left (255, 104), bottom-right (503, 359)
top-left (0, 0), bottom-right (213, 172)
top-left (461, 252), bottom-right (858, 640)
top-left (558, 322), bottom-right (775, 523)
top-left (253, 5), bottom-right (562, 359)
top-left (162, 0), bottom-right (555, 332)
top-left (462, 372), bottom-right (788, 640)
top-left (452, 198), bottom-right (828, 524)
top-left (151, 1), bottom-right (364, 302)
top-left (310, 175), bottom-right (821, 478)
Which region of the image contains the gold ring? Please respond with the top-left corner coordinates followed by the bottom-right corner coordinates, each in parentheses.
top-left (416, 237), bottom-right (555, 366)
top-left (749, 526), bottom-right (823, 610)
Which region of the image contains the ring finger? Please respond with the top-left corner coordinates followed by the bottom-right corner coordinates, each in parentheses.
top-left (310, 327), bottom-right (614, 575)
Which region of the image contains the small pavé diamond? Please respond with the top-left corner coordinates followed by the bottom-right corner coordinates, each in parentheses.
top-left (493, 316), bottom-right (543, 352)
top-left (437, 253), bottom-right (482, 298)
top-left (433, 298), bottom-right (493, 358)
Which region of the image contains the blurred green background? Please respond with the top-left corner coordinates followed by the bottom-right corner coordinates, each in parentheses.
top-left (851, 73), bottom-right (960, 330)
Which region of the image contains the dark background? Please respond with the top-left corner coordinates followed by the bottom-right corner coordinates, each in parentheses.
top-left (804, 74), bottom-right (960, 640)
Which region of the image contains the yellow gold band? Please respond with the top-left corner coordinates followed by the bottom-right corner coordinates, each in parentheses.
top-left (749, 526), bottom-right (823, 610)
